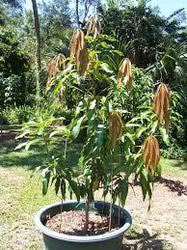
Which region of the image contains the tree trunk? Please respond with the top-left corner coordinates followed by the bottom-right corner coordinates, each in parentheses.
top-left (75, 0), bottom-right (80, 28)
top-left (31, 0), bottom-right (41, 101)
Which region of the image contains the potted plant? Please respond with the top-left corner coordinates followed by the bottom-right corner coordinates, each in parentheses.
top-left (17, 16), bottom-right (171, 250)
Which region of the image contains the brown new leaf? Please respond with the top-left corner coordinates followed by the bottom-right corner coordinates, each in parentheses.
top-left (70, 29), bottom-right (88, 75)
top-left (47, 54), bottom-right (65, 80)
top-left (109, 112), bottom-right (123, 148)
top-left (46, 54), bottom-right (66, 91)
top-left (117, 58), bottom-right (132, 91)
top-left (153, 83), bottom-right (170, 128)
top-left (142, 136), bottom-right (160, 172)
top-left (87, 15), bottom-right (102, 39)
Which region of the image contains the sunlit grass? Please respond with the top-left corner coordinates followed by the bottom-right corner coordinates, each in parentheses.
top-left (160, 158), bottom-right (187, 177)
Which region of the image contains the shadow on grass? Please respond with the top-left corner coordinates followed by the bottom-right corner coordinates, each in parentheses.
top-left (0, 138), bottom-right (81, 171)
top-left (123, 228), bottom-right (173, 250)
top-left (0, 141), bottom-right (47, 170)
top-left (173, 159), bottom-right (187, 171)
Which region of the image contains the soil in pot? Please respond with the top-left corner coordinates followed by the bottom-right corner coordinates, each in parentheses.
top-left (46, 210), bottom-right (119, 236)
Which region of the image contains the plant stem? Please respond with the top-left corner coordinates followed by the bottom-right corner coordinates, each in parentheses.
top-left (109, 200), bottom-right (113, 231)
top-left (59, 199), bottom-right (63, 233)
top-left (118, 201), bottom-right (121, 226)
top-left (109, 169), bottom-right (114, 231)
top-left (84, 198), bottom-right (89, 234)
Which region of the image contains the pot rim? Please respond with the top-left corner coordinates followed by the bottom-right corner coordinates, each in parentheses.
top-left (34, 200), bottom-right (132, 243)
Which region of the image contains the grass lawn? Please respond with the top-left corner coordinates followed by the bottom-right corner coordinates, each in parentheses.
top-left (0, 138), bottom-right (187, 249)
top-left (0, 140), bottom-right (58, 249)
top-left (160, 158), bottom-right (187, 177)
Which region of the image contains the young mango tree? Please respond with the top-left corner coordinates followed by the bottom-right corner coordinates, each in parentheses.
top-left (17, 16), bottom-right (171, 249)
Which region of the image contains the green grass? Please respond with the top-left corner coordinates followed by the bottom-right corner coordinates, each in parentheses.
top-left (160, 158), bottom-right (187, 177)
top-left (0, 140), bottom-right (58, 249)
top-left (0, 138), bottom-right (187, 249)
top-left (0, 167), bottom-right (58, 249)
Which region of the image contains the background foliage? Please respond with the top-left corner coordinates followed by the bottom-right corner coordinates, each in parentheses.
top-left (0, 0), bottom-right (187, 156)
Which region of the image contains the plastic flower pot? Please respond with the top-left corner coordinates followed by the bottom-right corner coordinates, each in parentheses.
top-left (35, 200), bottom-right (132, 250)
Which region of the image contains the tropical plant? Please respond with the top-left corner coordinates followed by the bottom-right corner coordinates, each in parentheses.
top-left (17, 19), bottom-right (171, 234)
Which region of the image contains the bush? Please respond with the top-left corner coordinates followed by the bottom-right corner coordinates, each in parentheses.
top-left (161, 143), bottom-right (186, 160)
top-left (0, 106), bottom-right (35, 125)
top-left (0, 97), bottom-right (64, 125)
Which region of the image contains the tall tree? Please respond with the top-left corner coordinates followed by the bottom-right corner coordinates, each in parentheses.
top-left (39, 0), bottom-right (71, 56)
top-left (74, 0), bottom-right (101, 27)
top-left (31, 0), bottom-right (41, 100)
top-left (0, 4), bottom-right (34, 107)
top-left (100, 0), bottom-right (186, 68)
top-left (1, 0), bottom-right (23, 10)
top-left (76, 0), bottom-right (80, 27)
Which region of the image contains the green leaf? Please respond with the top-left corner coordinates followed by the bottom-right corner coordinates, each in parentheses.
top-left (125, 132), bottom-right (135, 145)
top-left (25, 139), bottom-right (41, 151)
top-left (25, 142), bottom-right (31, 151)
top-left (49, 127), bottom-right (70, 138)
top-left (75, 101), bottom-right (83, 116)
top-left (96, 124), bottom-right (105, 148)
top-left (155, 164), bottom-right (162, 177)
top-left (42, 177), bottom-right (48, 196)
top-left (126, 123), bottom-right (140, 128)
top-left (100, 41), bottom-right (111, 48)
top-left (15, 142), bottom-right (28, 150)
top-left (100, 62), bottom-right (113, 73)
top-left (159, 127), bottom-right (169, 145)
top-left (139, 172), bottom-right (147, 201)
top-left (42, 170), bottom-right (51, 195)
top-left (69, 180), bottom-right (80, 201)
top-left (136, 127), bottom-right (147, 138)
top-left (55, 177), bottom-right (61, 195)
top-left (119, 181), bottom-right (128, 207)
top-left (151, 120), bottom-right (158, 133)
top-left (16, 131), bottom-right (29, 139)
top-left (72, 116), bottom-right (84, 139)
top-left (60, 179), bottom-right (66, 199)
top-left (113, 50), bottom-right (123, 56)
top-left (89, 100), bottom-right (96, 110)
top-left (108, 101), bottom-right (113, 112)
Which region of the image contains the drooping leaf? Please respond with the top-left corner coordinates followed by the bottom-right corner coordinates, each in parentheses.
top-left (55, 177), bottom-right (61, 195)
top-left (60, 179), bottom-right (66, 199)
top-left (72, 116), bottom-right (84, 139)
top-left (159, 127), bottom-right (169, 145)
top-left (15, 142), bottom-right (28, 150)
top-left (136, 127), bottom-right (147, 138)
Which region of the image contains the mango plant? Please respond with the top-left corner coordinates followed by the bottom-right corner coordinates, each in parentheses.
top-left (17, 16), bottom-right (171, 234)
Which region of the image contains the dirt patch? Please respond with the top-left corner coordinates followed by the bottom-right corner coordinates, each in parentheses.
top-left (0, 130), bottom-right (16, 140)
top-left (46, 210), bottom-right (118, 236)
top-left (124, 177), bottom-right (187, 249)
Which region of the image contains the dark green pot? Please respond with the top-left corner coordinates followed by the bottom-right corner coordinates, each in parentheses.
top-left (35, 201), bottom-right (132, 250)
